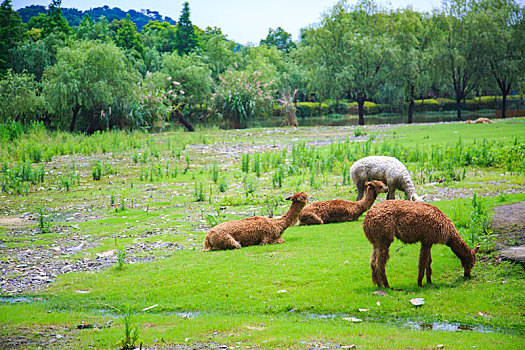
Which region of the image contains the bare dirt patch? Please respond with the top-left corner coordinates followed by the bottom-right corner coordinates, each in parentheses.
top-left (491, 201), bottom-right (525, 265)
top-left (0, 216), bottom-right (35, 229)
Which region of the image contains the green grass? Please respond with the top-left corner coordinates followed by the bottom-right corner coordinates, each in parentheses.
top-left (1, 118), bottom-right (525, 348)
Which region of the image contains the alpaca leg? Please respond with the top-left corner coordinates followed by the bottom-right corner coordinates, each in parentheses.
top-left (370, 249), bottom-right (379, 286)
top-left (356, 182), bottom-right (366, 201)
top-left (376, 246), bottom-right (391, 288)
top-left (387, 186), bottom-right (396, 200)
top-left (299, 213), bottom-right (323, 225)
top-left (418, 244), bottom-right (432, 287)
top-left (261, 236), bottom-right (284, 245)
top-left (208, 233), bottom-right (241, 250)
top-left (426, 249), bottom-right (433, 284)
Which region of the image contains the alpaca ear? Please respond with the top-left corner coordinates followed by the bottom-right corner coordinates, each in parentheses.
top-left (285, 195), bottom-right (293, 201)
top-left (365, 181), bottom-right (370, 186)
top-left (473, 244), bottom-right (480, 255)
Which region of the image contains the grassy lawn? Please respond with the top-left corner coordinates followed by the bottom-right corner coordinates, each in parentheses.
top-left (1, 118), bottom-right (524, 349)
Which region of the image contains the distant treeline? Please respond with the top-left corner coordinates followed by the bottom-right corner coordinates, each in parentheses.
top-left (1, 0), bottom-right (524, 133)
top-left (17, 4), bottom-right (176, 30)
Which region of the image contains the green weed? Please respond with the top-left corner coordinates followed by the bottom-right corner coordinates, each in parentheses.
top-left (118, 308), bottom-right (140, 350)
top-left (194, 182), bottom-right (205, 202)
top-left (38, 207), bottom-right (50, 234)
top-left (92, 161), bottom-right (102, 180)
top-left (115, 240), bottom-right (127, 270)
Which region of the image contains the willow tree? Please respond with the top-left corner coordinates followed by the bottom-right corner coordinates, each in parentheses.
top-left (433, 0), bottom-right (486, 121)
top-left (43, 40), bottom-right (138, 132)
top-left (391, 8), bottom-right (435, 123)
top-left (0, 0), bottom-right (23, 75)
top-left (297, 0), bottom-right (398, 125)
top-left (475, 0), bottom-right (524, 118)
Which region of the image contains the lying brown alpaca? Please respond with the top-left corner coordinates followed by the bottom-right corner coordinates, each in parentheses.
top-left (465, 117), bottom-right (494, 124)
top-left (299, 180), bottom-right (388, 225)
top-left (203, 192), bottom-right (308, 251)
top-left (362, 200), bottom-right (479, 288)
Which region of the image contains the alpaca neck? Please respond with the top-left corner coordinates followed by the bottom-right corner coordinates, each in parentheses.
top-left (354, 188), bottom-right (378, 214)
top-left (446, 230), bottom-right (473, 265)
top-left (401, 175), bottom-right (418, 200)
top-left (276, 202), bottom-right (306, 230)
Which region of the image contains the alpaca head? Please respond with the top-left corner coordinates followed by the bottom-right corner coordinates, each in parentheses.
top-left (286, 192), bottom-right (309, 204)
top-left (365, 180), bottom-right (388, 195)
top-left (462, 244), bottom-right (480, 278)
top-left (410, 193), bottom-right (426, 202)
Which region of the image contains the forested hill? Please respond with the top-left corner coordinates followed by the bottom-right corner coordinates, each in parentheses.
top-left (17, 5), bottom-right (176, 30)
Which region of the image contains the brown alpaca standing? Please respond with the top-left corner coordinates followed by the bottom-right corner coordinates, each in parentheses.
top-left (299, 181), bottom-right (388, 225)
top-left (362, 200), bottom-right (479, 288)
top-left (203, 192), bottom-right (308, 251)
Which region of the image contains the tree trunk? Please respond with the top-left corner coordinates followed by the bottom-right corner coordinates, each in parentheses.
top-left (231, 112), bottom-right (241, 129)
top-left (357, 96), bottom-right (366, 126)
top-left (173, 109), bottom-right (194, 132)
top-left (408, 83), bottom-right (415, 124)
top-left (455, 97), bottom-right (462, 121)
top-left (501, 93), bottom-right (507, 119)
top-left (70, 105), bottom-right (80, 132)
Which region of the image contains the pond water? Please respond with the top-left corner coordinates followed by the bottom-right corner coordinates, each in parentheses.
top-left (187, 110), bottom-right (496, 129)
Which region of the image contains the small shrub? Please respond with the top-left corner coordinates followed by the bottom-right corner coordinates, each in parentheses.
top-left (272, 165), bottom-right (284, 189)
top-left (118, 309), bottom-right (140, 350)
top-left (354, 127), bottom-right (366, 137)
top-left (92, 161), bottom-right (102, 180)
top-left (194, 182), bottom-right (205, 202)
top-left (218, 177), bottom-right (228, 192)
top-left (467, 192), bottom-right (493, 246)
top-left (38, 207), bottom-right (50, 234)
top-left (243, 174), bottom-right (256, 197)
top-left (253, 154), bottom-right (261, 177)
top-left (205, 207), bottom-right (225, 227)
top-left (115, 239), bottom-right (127, 270)
top-left (241, 154), bottom-right (250, 173)
top-left (211, 162), bottom-right (219, 183)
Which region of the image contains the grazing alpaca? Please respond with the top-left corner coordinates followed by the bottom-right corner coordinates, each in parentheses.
top-left (362, 200), bottom-right (479, 288)
top-left (299, 180), bottom-right (388, 225)
top-left (203, 192), bottom-right (308, 251)
top-left (350, 156), bottom-right (423, 202)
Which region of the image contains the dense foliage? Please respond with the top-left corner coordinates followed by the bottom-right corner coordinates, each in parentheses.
top-left (17, 4), bottom-right (176, 29)
top-left (3, 0), bottom-right (524, 131)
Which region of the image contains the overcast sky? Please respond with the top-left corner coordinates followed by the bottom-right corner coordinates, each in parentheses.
top-left (12, 0), bottom-right (525, 44)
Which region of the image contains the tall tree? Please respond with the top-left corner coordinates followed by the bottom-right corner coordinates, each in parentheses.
top-left (0, 70), bottom-right (44, 123)
top-left (9, 37), bottom-right (54, 80)
top-left (142, 20), bottom-right (177, 53)
top-left (175, 2), bottom-right (198, 55)
top-left (76, 14), bottom-right (114, 42)
top-left (199, 26), bottom-right (237, 80)
top-left (391, 8), bottom-right (435, 123)
top-left (475, 0), bottom-right (524, 118)
top-left (111, 14), bottom-right (144, 57)
top-left (260, 27), bottom-right (296, 53)
top-left (28, 0), bottom-right (71, 38)
top-left (295, 1), bottom-right (350, 114)
top-left (433, 0), bottom-right (485, 120)
top-left (0, 0), bottom-right (23, 75)
top-left (42, 40), bottom-right (138, 132)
